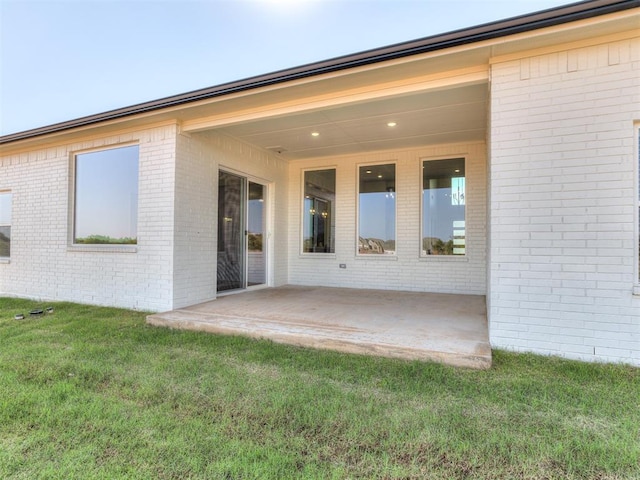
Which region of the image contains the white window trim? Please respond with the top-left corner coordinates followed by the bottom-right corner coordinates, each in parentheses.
top-left (68, 244), bottom-right (138, 253)
top-left (419, 155), bottom-right (468, 260)
top-left (68, 142), bottom-right (139, 252)
top-left (634, 123), bottom-right (640, 296)
top-left (300, 166), bottom-right (337, 257)
top-left (356, 160), bottom-right (397, 258)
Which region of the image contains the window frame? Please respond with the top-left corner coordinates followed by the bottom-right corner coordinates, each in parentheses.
top-left (634, 123), bottom-right (640, 295)
top-left (420, 155), bottom-right (468, 260)
top-left (69, 143), bottom-right (139, 252)
top-left (356, 161), bottom-right (397, 258)
top-left (0, 190), bottom-right (12, 261)
top-left (300, 167), bottom-right (337, 256)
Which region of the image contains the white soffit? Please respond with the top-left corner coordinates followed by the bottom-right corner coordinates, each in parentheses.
top-left (215, 82), bottom-right (488, 160)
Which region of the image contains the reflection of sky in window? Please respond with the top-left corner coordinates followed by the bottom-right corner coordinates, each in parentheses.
top-left (0, 193), bottom-right (12, 224)
top-left (451, 177), bottom-right (465, 206)
top-left (303, 197), bottom-right (312, 238)
top-left (248, 200), bottom-right (263, 233)
top-left (423, 182), bottom-right (465, 241)
top-left (359, 193), bottom-right (395, 240)
top-left (248, 182), bottom-right (264, 234)
top-left (75, 146), bottom-right (138, 239)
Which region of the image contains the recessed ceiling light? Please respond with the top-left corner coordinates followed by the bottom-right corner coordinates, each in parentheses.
top-left (387, 122), bottom-right (397, 127)
top-left (454, 169), bottom-right (460, 173)
top-left (366, 170), bottom-right (372, 174)
top-left (311, 132), bottom-right (320, 137)
top-left (377, 174), bottom-right (383, 178)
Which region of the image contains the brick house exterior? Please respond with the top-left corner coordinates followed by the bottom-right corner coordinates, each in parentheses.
top-left (1, 0), bottom-right (639, 365)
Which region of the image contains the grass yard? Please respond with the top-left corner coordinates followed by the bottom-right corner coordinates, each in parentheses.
top-left (1, 298), bottom-right (638, 479)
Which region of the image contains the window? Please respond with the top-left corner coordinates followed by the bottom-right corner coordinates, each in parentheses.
top-left (422, 158), bottom-right (466, 256)
top-left (74, 145), bottom-right (139, 245)
top-left (303, 169), bottom-right (335, 253)
top-left (358, 163), bottom-right (395, 255)
top-left (0, 192), bottom-right (12, 258)
top-left (637, 125), bottom-right (640, 286)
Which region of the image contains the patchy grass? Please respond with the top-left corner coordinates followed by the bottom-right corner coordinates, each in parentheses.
top-left (0, 297), bottom-right (638, 479)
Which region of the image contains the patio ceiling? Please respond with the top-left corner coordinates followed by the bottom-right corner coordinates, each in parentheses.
top-left (214, 82), bottom-right (488, 160)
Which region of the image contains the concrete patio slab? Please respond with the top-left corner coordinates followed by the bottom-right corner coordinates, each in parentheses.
top-left (147, 285), bottom-right (491, 369)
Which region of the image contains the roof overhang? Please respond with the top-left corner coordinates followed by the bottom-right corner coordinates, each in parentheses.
top-left (1, 0), bottom-right (638, 155)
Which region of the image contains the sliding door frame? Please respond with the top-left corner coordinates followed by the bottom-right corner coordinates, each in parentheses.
top-left (217, 167), bottom-right (272, 295)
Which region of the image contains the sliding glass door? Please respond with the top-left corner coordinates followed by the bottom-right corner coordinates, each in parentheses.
top-left (217, 171), bottom-right (245, 292)
top-left (217, 171), bottom-right (266, 293)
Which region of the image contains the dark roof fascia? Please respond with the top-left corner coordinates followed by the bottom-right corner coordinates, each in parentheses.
top-left (1, 0), bottom-right (638, 146)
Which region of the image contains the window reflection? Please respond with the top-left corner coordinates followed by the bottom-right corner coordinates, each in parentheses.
top-left (358, 164), bottom-right (395, 255)
top-left (74, 145), bottom-right (139, 245)
top-left (303, 169), bottom-right (335, 253)
top-left (422, 158), bottom-right (465, 255)
top-left (248, 181), bottom-right (266, 286)
top-left (0, 192), bottom-right (11, 257)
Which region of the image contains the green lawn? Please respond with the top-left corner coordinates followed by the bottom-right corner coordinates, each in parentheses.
top-left (1, 298), bottom-right (638, 479)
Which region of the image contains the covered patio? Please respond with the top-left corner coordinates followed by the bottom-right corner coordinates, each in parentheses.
top-left (147, 286), bottom-right (491, 369)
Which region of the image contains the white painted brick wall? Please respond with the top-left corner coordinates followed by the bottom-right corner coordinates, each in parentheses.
top-left (288, 142), bottom-right (487, 295)
top-left (171, 131), bottom-right (288, 308)
top-left (0, 126), bottom-right (288, 312)
top-left (172, 131), bottom-right (216, 308)
top-left (489, 38), bottom-right (640, 366)
top-left (0, 124), bottom-right (179, 311)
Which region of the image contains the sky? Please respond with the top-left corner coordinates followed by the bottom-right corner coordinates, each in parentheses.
top-left (1, 0), bottom-right (572, 136)
top-left (75, 145), bottom-right (138, 239)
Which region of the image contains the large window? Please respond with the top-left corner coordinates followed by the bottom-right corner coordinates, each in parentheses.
top-left (358, 163), bottom-right (395, 255)
top-left (303, 169), bottom-right (335, 253)
top-left (74, 145), bottom-right (139, 245)
top-left (422, 158), bottom-right (466, 256)
top-left (0, 192), bottom-right (12, 258)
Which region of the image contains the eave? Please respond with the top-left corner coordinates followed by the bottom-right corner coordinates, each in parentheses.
top-left (0, 0), bottom-right (637, 151)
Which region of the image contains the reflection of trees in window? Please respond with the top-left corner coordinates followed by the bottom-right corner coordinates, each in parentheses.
top-left (248, 182), bottom-right (264, 254)
top-left (358, 164), bottom-right (395, 255)
top-left (0, 228), bottom-right (10, 257)
top-left (248, 233), bottom-right (263, 252)
top-left (424, 238), bottom-right (454, 255)
top-left (422, 158), bottom-right (465, 256)
top-left (0, 192), bottom-right (11, 257)
top-left (74, 145), bottom-right (139, 245)
top-left (303, 169), bottom-right (335, 253)
top-left (74, 235), bottom-right (136, 245)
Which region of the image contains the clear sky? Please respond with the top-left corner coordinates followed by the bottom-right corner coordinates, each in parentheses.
top-left (74, 145), bottom-right (138, 239)
top-left (1, 0), bottom-right (570, 136)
